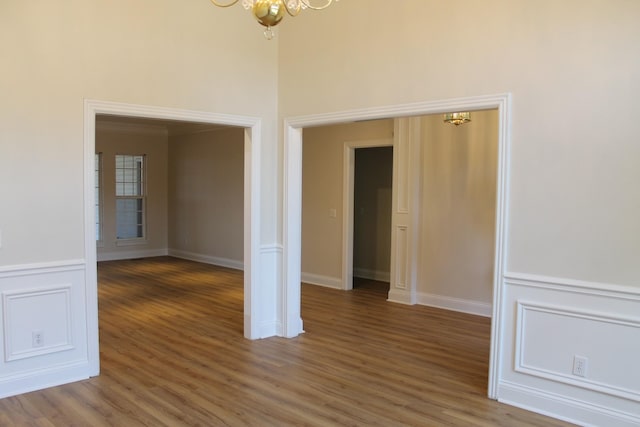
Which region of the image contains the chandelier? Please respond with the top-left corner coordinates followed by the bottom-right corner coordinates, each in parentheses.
top-left (210, 0), bottom-right (337, 39)
top-left (443, 112), bottom-right (471, 126)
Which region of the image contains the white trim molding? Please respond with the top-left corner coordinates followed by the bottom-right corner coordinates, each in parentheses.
top-left (3, 286), bottom-right (74, 362)
top-left (515, 300), bottom-right (640, 402)
top-left (0, 260), bottom-right (85, 278)
top-left (505, 272), bottom-right (640, 301)
top-left (499, 381), bottom-right (640, 427)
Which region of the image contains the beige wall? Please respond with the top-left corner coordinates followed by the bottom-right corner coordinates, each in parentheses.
top-left (95, 124), bottom-right (169, 259)
top-left (301, 112), bottom-right (497, 304)
top-left (168, 128), bottom-right (244, 264)
top-left (301, 120), bottom-right (394, 280)
top-left (279, 0), bottom-right (640, 287)
top-left (0, 0), bottom-right (278, 266)
top-left (420, 110), bottom-right (498, 304)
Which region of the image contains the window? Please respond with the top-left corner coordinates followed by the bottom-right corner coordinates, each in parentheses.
top-left (115, 154), bottom-right (146, 240)
top-left (95, 153), bottom-right (103, 241)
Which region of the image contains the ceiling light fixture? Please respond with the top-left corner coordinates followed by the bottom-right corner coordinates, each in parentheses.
top-left (210, 0), bottom-right (337, 39)
top-left (443, 112), bottom-right (471, 126)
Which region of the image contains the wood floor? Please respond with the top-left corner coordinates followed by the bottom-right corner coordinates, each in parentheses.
top-left (0, 257), bottom-right (575, 426)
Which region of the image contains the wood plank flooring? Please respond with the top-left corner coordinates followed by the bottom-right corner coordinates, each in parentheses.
top-left (0, 257), bottom-right (575, 426)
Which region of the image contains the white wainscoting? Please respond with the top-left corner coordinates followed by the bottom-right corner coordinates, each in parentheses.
top-left (0, 260), bottom-right (92, 399)
top-left (499, 273), bottom-right (640, 427)
top-left (3, 285), bottom-right (74, 362)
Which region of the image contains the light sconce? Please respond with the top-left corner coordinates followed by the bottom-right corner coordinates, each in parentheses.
top-left (443, 112), bottom-right (471, 126)
top-left (210, 0), bottom-right (338, 39)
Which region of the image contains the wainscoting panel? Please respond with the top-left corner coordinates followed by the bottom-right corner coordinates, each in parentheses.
top-left (0, 260), bottom-right (91, 399)
top-left (393, 226), bottom-right (408, 290)
top-left (499, 273), bottom-right (640, 427)
top-left (259, 244), bottom-right (284, 338)
top-left (515, 301), bottom-right (640, 402)
top-left (3, 286), bottom-right (73, 362)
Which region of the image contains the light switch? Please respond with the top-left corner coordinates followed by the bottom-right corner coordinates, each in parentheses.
top-left (329, 209), bottom-right (337, 218)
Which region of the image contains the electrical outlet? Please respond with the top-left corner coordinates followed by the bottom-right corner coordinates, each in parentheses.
top-left (572, 355), bottom-right (588, 377)
top-left (32, 330), bottom-right (44, 348)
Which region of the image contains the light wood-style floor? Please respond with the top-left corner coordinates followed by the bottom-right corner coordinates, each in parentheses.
top-left (0, 257), bottom-right (575, 426)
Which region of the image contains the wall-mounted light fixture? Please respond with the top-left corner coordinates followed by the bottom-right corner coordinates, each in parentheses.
top-left (443, 112), bottom-right (471, 126)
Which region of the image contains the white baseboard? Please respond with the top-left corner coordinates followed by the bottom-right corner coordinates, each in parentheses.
top-left (97, 248), bottom-right (168, 262)
top-left (499, 381), bottom-right (640, 427)
top-left (387, 288), bottom-right (415, 305)
top-left (301, 272), bottom-right (342, 289)
top-left (0, 360), bottom-right (93, 400)
top-left (168, 249), bottom-right (244, 271)
top-left (353, 267), bottom-right (390, 282)
top-left (417, 292), bottom-right (492, 317)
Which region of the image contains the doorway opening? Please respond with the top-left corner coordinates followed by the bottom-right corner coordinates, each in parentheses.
top-left (284, 94), bottom-right (512, 398)
top-left (352, 146), bottom-right (393, 292)
top-left (84, 100), bottom-right (262, 376)
top-left (344, 142), bottom-right (393, 292)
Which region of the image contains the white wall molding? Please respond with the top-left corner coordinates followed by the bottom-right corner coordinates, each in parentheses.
top-left (0, 260), bottom-right (85, 278)
top-left (168, 249), bottom-right (243, 271)
top-left (387, 288), bottom-right (415, 305)
top-left (0, 359), bottom-right (94, 400)
top-left (499, 381), bottom-right (640, 427)
top-left (417, 292), bottom-right (493, 318)
top-left (259, 244), bottom-right (283, 254)
top-left (391, 224), bottom-right (409, 291)
top-left (301, 273), bottom-right (342, 289)
top-left (505, 272), bottom-right (640, 301)
top-left (3, 285), bottom-right (74, 362)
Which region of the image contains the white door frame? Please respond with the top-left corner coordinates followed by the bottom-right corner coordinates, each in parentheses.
top-left (84, 100), bottom-right (263, 374)
top-left (342, 139), bottom-right (394, 290)
top-left (284, 93), bottom-right (512, 398)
